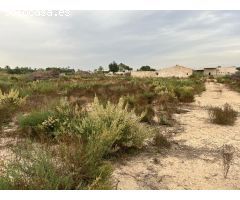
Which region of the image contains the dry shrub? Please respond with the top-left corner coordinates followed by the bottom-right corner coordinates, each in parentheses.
top-left (140, 106), bottom-right (155, 123)
top-left (221, 144), bottom-right (235, 178)
top-left (0, 138), bottom-right (112, 189)
top-left (208, 103), bottom-right (238, 125)
top-left (8, 97), bottom-right (153, 189)
top-left (0, 89), bottom-right (26, 130)
top-left (153, 133), bottom-right (171, 149)
top-left (159, 114), bottom-right (172, 126)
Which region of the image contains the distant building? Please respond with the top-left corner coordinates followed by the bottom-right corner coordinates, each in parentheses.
top-left (218, 66), bottom-right (238, 76)
top-left (115, 71), bottom-right (131, 76)
top-left (131, 65), bottom-right (193, 78)
top-left (203, 67), bottom-right (218, 76)
top-left (130, 71), bottom-right (158, 78)
top-left (106, 71), bottom-right (131, 76)
top-left (131, 65), bottom-right (238, 78)
top-left (203, 66), bottom-right (237, 77)
top-left (156, 65), bottom-right (193, 78)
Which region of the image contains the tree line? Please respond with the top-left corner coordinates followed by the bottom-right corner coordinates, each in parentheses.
top-left (0, 62), bottom-right (157, 75)
top-left (0, 66), bottom-right (75, 75)
top-left (96, 61), bottom-right (156, 73)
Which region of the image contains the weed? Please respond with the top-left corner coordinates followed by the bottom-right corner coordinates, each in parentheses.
top-left (208, 103), bottom-right (238, 125)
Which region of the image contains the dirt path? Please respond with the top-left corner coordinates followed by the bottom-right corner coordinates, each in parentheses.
top-left (113, 82), bottom-right (240, 189)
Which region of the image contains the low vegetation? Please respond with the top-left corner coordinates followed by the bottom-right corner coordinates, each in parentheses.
top-left (0, 68), bottom-right (206, 189)
top-left (0, 97), bottom-right (152, 189)
top-left (217, 71), bottom-right (240, 93)
top-left (153, 133), bottom-right (171, 149)
top-left (208, 103), bottom-right (238, 125)
top-left (0, 89), bottom-right (26, 130)
top-left (0, 138), bottom-right (114, 189)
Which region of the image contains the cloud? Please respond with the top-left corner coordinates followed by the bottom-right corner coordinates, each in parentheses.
top-left (0, 10), bottom-right (240, 70)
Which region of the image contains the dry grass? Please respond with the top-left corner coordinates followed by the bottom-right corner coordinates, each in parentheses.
top-left (208, 103), bottom-right (238, 125)
top-left (0, 73), bottom-right (206, 189)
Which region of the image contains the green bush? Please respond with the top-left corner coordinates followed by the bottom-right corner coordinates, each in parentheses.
top-left (0, 89), bottom-right (26, 129)
top-left (81, 97), bottom-right (151, 151)
top-left (208, 103), bottom-right (238, 125)
top-left (151, 77), bottom-right (205, 103)
top-left (49, 97), bottom-right (152, 152)
top-left (18, 96), bottom-right (152, 154)
top-left (174, 86), bottom-right (194, 102)
top-left (3, 97), bottom-right (152, 189)
top-left (19, 110), bottom-right (51, 128)
top-left (0, 140), bottom-right (112, 189)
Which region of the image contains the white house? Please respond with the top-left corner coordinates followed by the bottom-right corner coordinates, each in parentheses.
top-left (204, 66), bottom-right (237, 77)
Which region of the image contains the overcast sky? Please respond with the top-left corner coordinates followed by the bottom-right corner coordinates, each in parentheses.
top-left (0, 10), bottom-right (240, 70)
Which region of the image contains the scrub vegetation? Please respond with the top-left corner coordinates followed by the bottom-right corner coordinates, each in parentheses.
top-left (0, 68), bottom-right (205, 189)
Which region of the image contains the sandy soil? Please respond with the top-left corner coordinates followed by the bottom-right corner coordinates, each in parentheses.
top-left (113, 82), bottom-right (240, 190)
top-left (0, 122), bottom-right (18, 172)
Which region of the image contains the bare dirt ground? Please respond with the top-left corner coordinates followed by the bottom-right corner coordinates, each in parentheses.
top-left (113, 82), bottom-right (240, 190)
top-left (0, 122), bottom-right (18, 167)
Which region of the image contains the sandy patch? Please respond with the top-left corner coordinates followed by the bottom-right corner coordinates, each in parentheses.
top-left (113, 82), bottom-right (240, 189)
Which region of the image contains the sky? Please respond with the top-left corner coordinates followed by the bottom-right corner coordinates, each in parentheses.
top-left (0, 10), bottom-right (240, 70)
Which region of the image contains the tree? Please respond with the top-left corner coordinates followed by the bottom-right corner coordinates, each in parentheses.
top-left (5, 65), bottom-right (10, 70)
top-left (108, 61), bottom-right (119, 73)
top-left (6, 66), bottom-right (34, 74)
top-left (118, 63), bottom-right (132, 72)
top-left (94, 66), bottom-right (104, 74)
top-left (98, 66), bottom-right (104, 72)
top-left (138, 65), bottom-right (156, 71)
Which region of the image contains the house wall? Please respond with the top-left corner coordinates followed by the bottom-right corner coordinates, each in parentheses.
top-left (131, 65), bottom-right (193, 78)
top-left (204, 67), bottom-right (237, 77)
top-left (218, 67), bottom-right (237, 76)
top-left (131, 71), bottom-right (158, 78)
top-left (204, 68), bottom-right (218, 76)
top-left (156, 66), bottom-right (192, 78)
